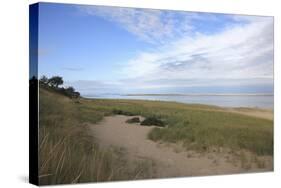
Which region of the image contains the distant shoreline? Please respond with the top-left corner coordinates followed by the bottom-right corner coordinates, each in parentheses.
top-left (125, 93), bottom-right (273, 96)
top-left (83, 96), bottom-right (273, 110)
top-left (83, 93), bottom-right (273, 109)
top-left (83, 97), bottom-right (273, 120)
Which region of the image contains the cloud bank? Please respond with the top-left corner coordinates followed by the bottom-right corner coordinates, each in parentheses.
top-left (77, 6), bottom-right (273, 94)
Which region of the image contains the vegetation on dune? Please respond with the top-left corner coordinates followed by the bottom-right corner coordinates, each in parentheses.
top-left (80, 98), bottom-right (273, 156)
top-left (140, 116), bottom-right (166, 127)
top-left (39, 76), bottom-right (273, 184)
top-left (112, 109), bottom-right (137, 116)
top-left (126, 117), bottom-right (141, 123)
top-left (39, 86), bottom-right (153, 185)
top-left (39, 75), bottom-right (80, 98)
top-left (148, 111), bottom-right (273, 155)
top-left (125, 116), bottom-right (166, 126)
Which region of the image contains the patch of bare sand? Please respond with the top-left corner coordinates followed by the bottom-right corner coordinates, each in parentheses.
top-left (90, 115), bottom-right (272, 178)
top-left (227, 108), bottom-right (273, 121)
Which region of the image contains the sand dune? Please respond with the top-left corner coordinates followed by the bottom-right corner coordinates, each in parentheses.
top-left (90, 115), bottom-right (272, 178)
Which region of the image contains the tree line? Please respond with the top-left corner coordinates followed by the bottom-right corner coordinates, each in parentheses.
top-left (39, 75), bottom-right (80, 98)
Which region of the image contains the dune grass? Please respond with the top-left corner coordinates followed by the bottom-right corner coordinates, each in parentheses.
top-left (39, 88), bottom-right (273, 184)
top-left (39, 89), bottom-right (154, 185)
top-left (80, 98), bottom-right (273, 156)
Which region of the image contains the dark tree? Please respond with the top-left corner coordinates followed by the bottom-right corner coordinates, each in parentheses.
top-left (65, 86), bottom-right (75, 97)
top-left (73, 91), bottom-right (80, 98)
top-left (39, 75), bottom-right (48, 84)
top-left (65, 86), bottom-right (75, 93)
top-left (48, 76), bottom-right (63, 88)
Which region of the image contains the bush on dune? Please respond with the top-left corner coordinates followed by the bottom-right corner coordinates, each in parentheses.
top-left (112, 109), bottom-right (136, 116)
top-left (140, 116), bottom-right (165, 127)
top-left (39, 75), bottom-right (80, 98)
top-left (126, 117), bottom-right (141, 123)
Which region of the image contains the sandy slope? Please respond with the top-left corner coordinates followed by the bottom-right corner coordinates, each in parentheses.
top-left (228, 108), bottom-right (273, 121)
top-left (90, 115), bottom-right (272, 178)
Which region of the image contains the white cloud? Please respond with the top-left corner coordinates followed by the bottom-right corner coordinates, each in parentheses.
top-left (78, 5), bottom-right (221, 44)
top-left (119, 16), bottom-right (273, 89)
top-left (77, 5), bottom-right (273, 93)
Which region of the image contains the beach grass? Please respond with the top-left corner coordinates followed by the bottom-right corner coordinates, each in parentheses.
top-left (80, 98), bottom-right (273, 156)
top-left (39, 88), bottom-right (154, 185)
top-left (39, 87), bottom-right (273, 184)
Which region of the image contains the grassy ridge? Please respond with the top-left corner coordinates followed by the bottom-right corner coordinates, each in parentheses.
top-left (81, 98), bottom-right (273, 156)
top-left (39, 88), bottom-right (273, 184)
top-left (39, 89), bottom-right (154, 185)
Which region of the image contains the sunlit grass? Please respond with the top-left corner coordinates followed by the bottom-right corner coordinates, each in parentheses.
top-left (39, 88), bottom-right (273, 184)
top-left (81, 98), bottom-right (273, 156)
top-left (39, 89), bottom-right (154, 185)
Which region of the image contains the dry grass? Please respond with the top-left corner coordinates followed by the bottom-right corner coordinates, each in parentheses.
top-left (80, 98), bottom-right (273, 156)
top-left (39, 88), bottom-right (273, 184)
top-left (39, 89), bottom-right (153, 185)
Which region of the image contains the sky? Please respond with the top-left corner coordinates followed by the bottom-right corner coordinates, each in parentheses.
top-left (37, 2), bottom-right (274, 95)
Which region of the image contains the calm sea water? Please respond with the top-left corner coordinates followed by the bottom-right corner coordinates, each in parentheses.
top-left (85, 94), bottom-right (274, 109)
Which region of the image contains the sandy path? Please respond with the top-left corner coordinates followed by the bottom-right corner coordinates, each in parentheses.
top-left (90, 115), bottom-right (271, 177)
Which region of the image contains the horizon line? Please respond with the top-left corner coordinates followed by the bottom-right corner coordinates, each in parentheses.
top-left (83, 93), bottom-right (274, 97)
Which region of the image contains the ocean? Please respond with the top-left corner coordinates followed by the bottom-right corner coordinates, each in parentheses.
top-left (84, 94), bottom-right (274, 109)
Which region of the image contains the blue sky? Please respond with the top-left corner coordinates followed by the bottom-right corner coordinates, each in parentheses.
top-left (37, 3), bottom-right (273, 95)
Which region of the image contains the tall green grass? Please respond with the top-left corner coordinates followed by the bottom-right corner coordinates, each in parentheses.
top-left (39, 89), bottom-right (153, 185)
top-left (81, 98), bottom-right (273, 156)
top-left (39, 88), bottom-right (273, 184)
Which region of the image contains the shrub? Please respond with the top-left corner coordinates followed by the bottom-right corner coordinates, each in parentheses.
top-left (112, 109), bottom-right (136, 116)
top-left (141, 117), bottom-right (165, 127)
top-left (126, 117), bottom-right (140, 123)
